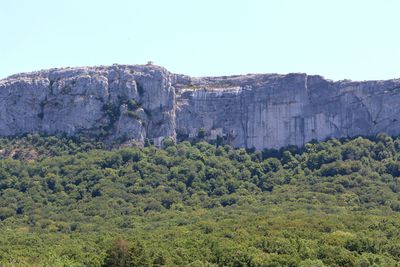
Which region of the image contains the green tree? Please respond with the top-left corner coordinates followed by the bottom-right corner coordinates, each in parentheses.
top-left (129, 240), bottom-right (151, 267)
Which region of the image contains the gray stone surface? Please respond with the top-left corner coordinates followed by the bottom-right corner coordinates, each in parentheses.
top-left (1, 64), bottom-right (400, 149)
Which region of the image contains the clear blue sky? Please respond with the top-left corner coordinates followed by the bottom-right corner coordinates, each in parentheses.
top-left (1, 0), bottom-right (399, 80)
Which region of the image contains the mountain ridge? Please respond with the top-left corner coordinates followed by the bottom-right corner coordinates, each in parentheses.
top-left (1, 64), bottom-right (400, 149)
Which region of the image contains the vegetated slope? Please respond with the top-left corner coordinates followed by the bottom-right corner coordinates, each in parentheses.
top-left (0, 134), bottom-right (400, 266)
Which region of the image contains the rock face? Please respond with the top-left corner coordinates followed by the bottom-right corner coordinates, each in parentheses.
top-left (1, 64), bottom-right (400, 149)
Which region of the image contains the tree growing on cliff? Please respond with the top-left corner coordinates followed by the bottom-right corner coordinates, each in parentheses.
top-left (197, 128), bottom-right (206, 139)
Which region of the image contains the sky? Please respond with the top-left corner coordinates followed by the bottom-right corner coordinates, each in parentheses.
top-left (1, 0), bottom-right (399, 81)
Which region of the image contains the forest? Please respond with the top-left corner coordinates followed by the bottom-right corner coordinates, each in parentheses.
top-left (0, 134), bottom-right (400, 266)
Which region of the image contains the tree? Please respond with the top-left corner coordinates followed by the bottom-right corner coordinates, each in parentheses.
top-left (197, 128), bottom-right (206, 139)
top-left (129, 240), bottom-right (151, 267)
top-left (102, 238), bottom-right (131, 267)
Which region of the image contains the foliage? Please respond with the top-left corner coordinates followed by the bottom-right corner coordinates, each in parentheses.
top-left (0, 134), bottom-right (400, 266)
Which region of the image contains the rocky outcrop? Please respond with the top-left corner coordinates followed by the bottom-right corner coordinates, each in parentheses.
top-left (1, 64), bottom-right (400, 149)
top-left (0, 65), bottom-right (175, 146)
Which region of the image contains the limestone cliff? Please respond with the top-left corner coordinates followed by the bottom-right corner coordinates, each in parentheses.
top-left (1, 64), bottom-right (400, 149)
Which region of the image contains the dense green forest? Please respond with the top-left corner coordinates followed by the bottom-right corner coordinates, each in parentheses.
top-left (0, 134), bottom-right (400, 266)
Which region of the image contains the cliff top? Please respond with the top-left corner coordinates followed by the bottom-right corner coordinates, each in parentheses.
top-left (3, 64), bottom-right (399, 89)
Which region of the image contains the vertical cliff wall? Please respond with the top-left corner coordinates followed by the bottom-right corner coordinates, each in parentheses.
top-left (1, 64), bottom-right (400, 149)
top-left (175, 72), bottom-right (400, 149)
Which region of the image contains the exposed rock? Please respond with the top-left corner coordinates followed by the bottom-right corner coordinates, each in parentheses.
top-left (1, 64), bottom-right (400, 149)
